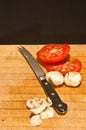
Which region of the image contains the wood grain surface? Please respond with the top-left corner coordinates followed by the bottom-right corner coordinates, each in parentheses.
top-left (0, 44), bottom-right (86, 130)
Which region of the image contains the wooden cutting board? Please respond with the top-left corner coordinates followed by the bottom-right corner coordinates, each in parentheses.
top-left (0, 44), bottom-right (86, 130)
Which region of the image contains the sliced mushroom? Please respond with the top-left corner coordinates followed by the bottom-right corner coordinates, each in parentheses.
top-left (30, 99), bottom-right (47, 114)
top-left (64, 71), bottom-right (82, 87)
top-left (26, 97), bottom-right (42, 109)
top-left (40, 107), bottom-right (54, 119)
top-left (46, 71), bottom-right (64, 86)
top-left (26, 97), bottom-right (52, 115)
top-left (46, 97), bottom-right (52, 107)
top-left (26, 97), bottom-right (54, 126)
top-left (29, 115), bottom-right (42, 127)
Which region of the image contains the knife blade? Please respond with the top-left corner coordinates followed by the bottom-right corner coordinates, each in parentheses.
top-left (18, 46), bottom-right (67, 114)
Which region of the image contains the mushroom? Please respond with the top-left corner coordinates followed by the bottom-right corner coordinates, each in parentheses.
top-left (29, 115), bottom-right (42, 127)
top-left (26, 97), bottom-right (52, 115)
top-left (46, 97), bottom-right (52, 107)
top-left (26, 97), bottom-right (43, 109)
top-left (64, 71), bottom-right (82, 87)
top-left (26, 97), bottom-right (54, 126)
top-left (46, 71), bottom-right (64, 86)
top-left (40, 107), bottom-right (54, 119)
top-left (30, 99), bottom-right (48, 114)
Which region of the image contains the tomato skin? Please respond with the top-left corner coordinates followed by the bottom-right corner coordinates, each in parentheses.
top-left (45, 59), bottom-right (82, 75)
top-left (37, 44), bottom-right (70, 63)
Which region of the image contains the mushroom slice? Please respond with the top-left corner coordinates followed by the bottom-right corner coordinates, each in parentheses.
top-left (46, 97), bottom-right (52, 107)
top-left (30, 115), bottom-right (42, 127)
top-left (26, 98), bottom-right (42, 109)
top-left (30, 99), bottom-right (48, 114)
top-left (40, 107), bottom-right (54, 119)
top-left (64, 71), bottom-right (82, 87)
top-left (46, 71), bottom-right (64, 86)
top-left (26, 97), bottom-right (52, 115)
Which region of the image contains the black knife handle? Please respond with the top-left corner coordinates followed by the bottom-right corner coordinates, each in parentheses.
top-left (39, 78), bottom-right (67, 114)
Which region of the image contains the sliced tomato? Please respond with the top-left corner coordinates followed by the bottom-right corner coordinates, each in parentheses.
top-left (36, 44), bottom-right (70, 63)
top-left (45, 59), bottom-right (82, 75)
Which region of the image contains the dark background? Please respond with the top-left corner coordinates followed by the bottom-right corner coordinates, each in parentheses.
top-left (0, 0), bottom-right (86, 44)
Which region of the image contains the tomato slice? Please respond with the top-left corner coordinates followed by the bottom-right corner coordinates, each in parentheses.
top-left (36, 44), bottom-right (70, 63)
top-left (45, 59), bottom-right (82, 75)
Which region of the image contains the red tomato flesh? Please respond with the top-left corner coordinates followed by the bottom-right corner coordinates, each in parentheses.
top-left (45, 59), bottom-right (82, 75)
top-left (37, 44), bottom-right (70, 63)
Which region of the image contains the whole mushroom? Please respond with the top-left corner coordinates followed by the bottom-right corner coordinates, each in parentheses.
top-left (64, 71), bottom-right (82, 87)
top-left (46, 71), bottom-right (64, 86)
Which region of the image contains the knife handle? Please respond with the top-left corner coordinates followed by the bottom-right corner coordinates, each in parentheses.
top-left (39, 78), bottom-right (67, 114)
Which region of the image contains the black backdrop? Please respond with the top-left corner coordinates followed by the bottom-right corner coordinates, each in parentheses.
top-left (0, 0), bottom-right (86, 44)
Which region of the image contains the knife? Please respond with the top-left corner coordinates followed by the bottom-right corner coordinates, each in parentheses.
top-left (18, 46), bottom-right (67, 114)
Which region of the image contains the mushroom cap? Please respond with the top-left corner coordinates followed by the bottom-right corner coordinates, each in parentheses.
top-left (46, 71), bottom-right (64, 86)
top-left (64, 71), bottom-right (81, 87)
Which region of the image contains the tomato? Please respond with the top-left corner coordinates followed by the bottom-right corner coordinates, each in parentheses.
top-left (36, 44), bottom-right (70, 63)
top-left (45, 59), bottom-right (82, 75)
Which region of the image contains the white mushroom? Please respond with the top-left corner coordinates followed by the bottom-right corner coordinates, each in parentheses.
top-left (46, 71), bottom-right (64, 86)
top-left (26, 97), bottom-right (52, 115)
top-left (46, 97), bottom-right (52, 107)
top-left (26, 97), bottom-right (42, 109)
top-left (30, 99), bottom-right (47, 114)
top-left (64, 71), bottom-right (82, 87)
top-left (40, 107), bottom-right (54, 119)
top-left (29, 115), bottom-right (42, 127)
top-left (26, 97), bottom-right (54, 126)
